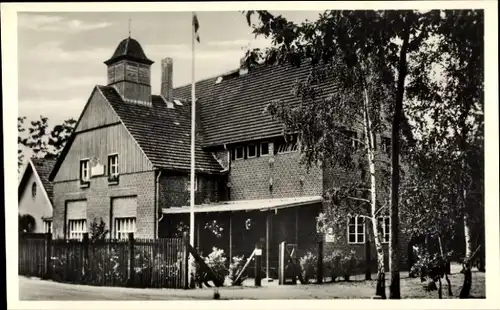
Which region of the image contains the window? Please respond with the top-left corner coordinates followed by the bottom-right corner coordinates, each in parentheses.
top-left (80, 159), bottom-right (90, 184)
top-left (31, 182), bottom-right (37, 198)
top-left (108, 154), bottom-right (119, 183)
top-left (43, 220), bottom-right (52, 234)
top-left (347, 216), bottom-right (365, 244)
top-left (381, 137), bottom-right (391, 154)
top-left (68, 219), bottom-right (87, 240)
top-left (114, 217), bottom-right (136, 239)
top-left (378, 216), bottom-right (390, 243)
top-left (260, 142), bottom-right (269, 156)
top-left (185, 175), bottom-right (198, 192)
top-left (345, 130), bottom-right (359, 149)
top-left (277, 136), bottom-right (299, 154)
top-left (247, 144), bottom-right (257, 158)
top-left (235, 146), bottom-right (244, 160)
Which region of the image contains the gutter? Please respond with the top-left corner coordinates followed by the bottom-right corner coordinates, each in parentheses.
top-left (155, 169), bottom-right (163, 239)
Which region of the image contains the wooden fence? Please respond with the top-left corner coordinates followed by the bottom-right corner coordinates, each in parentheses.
top-left (19, 233), bottom-right (189, 289)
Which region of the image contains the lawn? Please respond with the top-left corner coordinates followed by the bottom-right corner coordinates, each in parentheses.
top-left (19, 264), bottom-right (485, 300)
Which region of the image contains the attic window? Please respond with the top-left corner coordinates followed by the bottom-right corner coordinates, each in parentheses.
top-left (215, 76), bottom-right (223, 84)
top-left (166, 101), bottom-right (175, 109)
top-left (173, 99), bottom-right (183, 106)
top-left (31, 182), bottom-right (37, 198)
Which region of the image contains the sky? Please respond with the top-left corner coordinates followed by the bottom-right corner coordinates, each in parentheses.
top-left (17, 11), bottom-right (323, 126)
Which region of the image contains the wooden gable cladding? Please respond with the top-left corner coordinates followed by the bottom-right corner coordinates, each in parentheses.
top-left (75, 88), bottom-right (121, 133)
top-left (53, 123), bottom-right (153, 182)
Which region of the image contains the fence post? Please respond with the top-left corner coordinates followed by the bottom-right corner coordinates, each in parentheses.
top-left (278, 241), bottom-right (285, 285)
top-left (43, 233), bottom-right (52, 280)
top-left (182, 232), bottom-right (190, 289)
top-left (82, 233), bottom-right (89, 282)
top-left (317, 235), bottom-right (323, 284)
top-left (255, 243), bottom-right (262, 287)
top-left (127, 232), bottom-right (135, 287)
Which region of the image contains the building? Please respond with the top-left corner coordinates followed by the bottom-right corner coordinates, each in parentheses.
top-left (48, 35), bottom-right (409, 277)
top-left (18, 158), bottom-right (56, 233)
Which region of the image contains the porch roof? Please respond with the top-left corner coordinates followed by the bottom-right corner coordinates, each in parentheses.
top-left (162, 196), bottom-right (322, 214)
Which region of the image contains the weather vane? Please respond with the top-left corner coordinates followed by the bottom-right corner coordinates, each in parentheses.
top-left (128, 14), bottom-right (132, 37)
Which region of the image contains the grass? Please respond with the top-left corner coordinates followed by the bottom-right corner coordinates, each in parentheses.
top-left (19, 264), bottom-right (485, 300)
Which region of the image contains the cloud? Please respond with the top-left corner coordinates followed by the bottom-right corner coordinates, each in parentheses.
top-left (18, 97), bottom-right (85, 124)
top-left (26, 75), bottom-right (105, 91)
top-left (25, 41), bottom-right (110, 63)
top-left (18, 14), bottom-right (113, 33)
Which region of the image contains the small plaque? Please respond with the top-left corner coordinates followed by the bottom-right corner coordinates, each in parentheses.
top-left (325, 227), bottom-right (335, 243)
top-left (255, 249), bottom-right (262, 256)
top-left (91, 163), bottom-right (104, 176)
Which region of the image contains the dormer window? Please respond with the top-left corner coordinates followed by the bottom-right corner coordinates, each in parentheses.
top-left (277, 135), bottom-right (299, 154)
top-left (260, 142), bottom-right (269, 156)
top-left (108, 154), bottom-right (119, 184)
top-left (80, 159), bottom-right (90, 186)
top-left (247, 144), bottom-right (257, 158)
top-left (235, 146), bottom-right (244, 160)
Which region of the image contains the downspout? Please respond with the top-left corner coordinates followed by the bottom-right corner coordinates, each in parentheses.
top-left (155, 169), bottom-right (163, 239)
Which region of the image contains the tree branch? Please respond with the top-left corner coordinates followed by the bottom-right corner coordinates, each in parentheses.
top-left (347, 196), bottom-right (370, 204)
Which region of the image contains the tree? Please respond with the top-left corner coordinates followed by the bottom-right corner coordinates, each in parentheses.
top-left (18, 116), bottom-right (76, 163)
top-left (18, 117), bottom-right (28, 170)
top-left (242, 10), bottom-right (417, 298)
top-left (19, 213), bottom-right (36, 234)
top-left (404, 9), bottom-right (484, 298)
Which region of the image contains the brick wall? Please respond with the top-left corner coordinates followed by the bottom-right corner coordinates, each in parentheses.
top-left (229, 142), bottom-right (323, 200)
top-left (52, 170), bottom-right (156, 239)
top-left (158, 171), bottom-right (227, 209)
top-left (321, 160), bottom-right (410, 271)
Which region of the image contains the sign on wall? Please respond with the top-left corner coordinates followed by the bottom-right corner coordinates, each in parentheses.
top-left (325, 227), bottom-right (335, 243)
top-left (90, 157), bottom-right (104, 177)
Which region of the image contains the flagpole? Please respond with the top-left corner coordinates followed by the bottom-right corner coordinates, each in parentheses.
top-left (188, 11), bottom-right (196, 283)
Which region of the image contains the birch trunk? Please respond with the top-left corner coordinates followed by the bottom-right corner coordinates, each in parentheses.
top-left (361, 77), bottom-right (386, 299)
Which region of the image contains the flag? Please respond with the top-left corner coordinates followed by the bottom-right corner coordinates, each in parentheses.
top-left (192, 12), bottom-right (200, 43)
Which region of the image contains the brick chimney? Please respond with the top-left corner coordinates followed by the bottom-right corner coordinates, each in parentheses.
top-left (161, 57), bottom-right (173, 102)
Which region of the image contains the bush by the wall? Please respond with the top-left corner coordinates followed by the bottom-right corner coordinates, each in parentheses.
top-left (229, 255), bottom-right (247, 285)
top-left (299, 251), bottom-right (318, 284)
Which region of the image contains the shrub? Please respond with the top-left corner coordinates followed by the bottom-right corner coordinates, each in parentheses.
top-left (339, 250), bottom-right (359, 281)
top-left (229, 255), bottom-right (247, 285)
top-left (323, 251), bottom-right (342, 282)
top-left (205, 247), bottom-right (228, 281)
top-left (299, 251), bottom-right (318, 284)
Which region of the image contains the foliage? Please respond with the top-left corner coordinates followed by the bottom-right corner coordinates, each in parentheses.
top-left (228, 255), bottom-right (247, 285)
top-left (299, 249), bottom-right (360, 283)
top-left (204, 247), bottom-right (229, 281)
top-left (204, 219), bottom-right (224, 238)
top-left (19, 213), bottom-right (36, 233)
top-left (88, 217), bottom-right (109, 241)
top-left (17, 115), bottom-right (77, 168)
top-left (299, 251), bottom-right (318, 283)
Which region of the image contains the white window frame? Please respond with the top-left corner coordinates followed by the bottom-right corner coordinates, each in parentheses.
top-left (114, 217), bottom-right (137, 240)
top-left (378, 216), bottom-right (390, 243)
top-left (381, 137), bottom-right (391, 153)
top-left (235, 146), bottom-right (244, 160)
top-left (185, 175), bottom-right (199, 192)
top-left (108, 153), bottom-right (119, 177)
top-left (277, 138), bottom-right (299, 154)
top-left (347, 215), bottom-right (365, 244)
top-left (68, 219), bottom-right (87, 240)
top-left (260, 142), bottom-right (270, 156)
top-left (247, 144), bottom-right (257, 158)
top-left (43, 220), bottom-right (52, 234)
top-left (80, 159), bottom-right (90, 183)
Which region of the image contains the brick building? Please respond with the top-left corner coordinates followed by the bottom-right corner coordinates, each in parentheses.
top-left (48, 36), bottom-right (409, 277)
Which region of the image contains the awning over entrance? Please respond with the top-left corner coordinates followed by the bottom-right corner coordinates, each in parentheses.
top-left (162, 196), bottom-right (322, 214)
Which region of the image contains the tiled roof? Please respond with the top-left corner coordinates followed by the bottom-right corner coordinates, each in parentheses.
top-left (31, 158), bottom-right (56, 202)
top-left (97, 85), bottom-right (224, 173)
top-left (173, 63), bottom-right (338, 147)
top-left (104, 37), bottom-right (154, 66)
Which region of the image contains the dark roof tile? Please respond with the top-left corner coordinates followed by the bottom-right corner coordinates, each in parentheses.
top-left (31, 158), bottom-right (56, 203)
top-left (98, 85), bottom-right (223, 173)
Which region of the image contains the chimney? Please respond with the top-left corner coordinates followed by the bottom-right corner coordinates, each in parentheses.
top-left (161, 57), bottom-right (173, 102)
